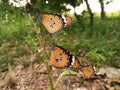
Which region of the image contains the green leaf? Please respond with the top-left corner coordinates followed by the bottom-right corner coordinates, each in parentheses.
top-left (54, 70), bottom-right (80, 89)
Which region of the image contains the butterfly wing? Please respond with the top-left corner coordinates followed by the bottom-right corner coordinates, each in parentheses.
top-left (65, 16), bottom-right (72, 27)
top-left (51, 46), bottom-right (69, 68)
top-left (93, 66), bottom-right (100, 74)
top-left (50, 44), bottom-right (81, 69)
top-left (82, 66), bottom-right (94, 79)
top-left (82, 66), bottom-right (100, 79)
top-left (39, 14), bottom-right (64, 34)
top-left (70, 56), bottom-right (80, 69)
top-left (39, 14), bottom-right (73, 33)
top-left (96, 68), bottom-right (99, 73)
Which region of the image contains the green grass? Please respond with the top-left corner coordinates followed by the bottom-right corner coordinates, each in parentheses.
top-left (0, 12), bottom-right (120, 71)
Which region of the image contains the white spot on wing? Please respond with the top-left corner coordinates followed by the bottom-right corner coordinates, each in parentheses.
top-left (93, 66), bottom-right (97, 74)
top-left (61, 15), bottom-right (67, 26)
top-left (71, 56), bottom-right (75, 66)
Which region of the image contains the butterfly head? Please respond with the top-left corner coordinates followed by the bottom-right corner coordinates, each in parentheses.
top-left (51, 42), bottom-right (56, 50)
top-left (39, 13), bottom-right (43, 21)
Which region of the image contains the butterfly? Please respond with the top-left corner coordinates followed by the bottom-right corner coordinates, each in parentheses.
top-left (82, 65), bottom-right (100, 79)
top-left (50, 43), bottom-right (81, 69)
top-left (39, 13), bottom-right (72, 34)
top-left (50, 43), bottom-right (100, 78)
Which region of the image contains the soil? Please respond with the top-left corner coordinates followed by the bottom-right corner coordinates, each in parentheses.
top-left (0, 63), bottom-right (120, 90)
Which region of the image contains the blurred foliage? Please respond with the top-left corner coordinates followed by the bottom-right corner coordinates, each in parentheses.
top-left (0, 0), bottom-right (120, 72)
top-left (27, 0), bottom-right (83, 13)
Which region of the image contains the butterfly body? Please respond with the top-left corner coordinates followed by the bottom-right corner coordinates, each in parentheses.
top-left (39, 13), bottom-right (72, 34)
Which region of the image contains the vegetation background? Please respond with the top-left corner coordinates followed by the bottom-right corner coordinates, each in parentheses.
top-left (0, 0), bottom-right (120, 89)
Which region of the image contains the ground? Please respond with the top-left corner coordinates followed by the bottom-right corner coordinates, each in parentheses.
top-left (0, 63), bottom-right (120, 90)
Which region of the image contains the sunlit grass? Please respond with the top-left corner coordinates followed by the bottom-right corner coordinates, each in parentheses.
top-left (106, 11), bottom-right (120, 17)
top-left (94, 11), bottom-right (120, 18)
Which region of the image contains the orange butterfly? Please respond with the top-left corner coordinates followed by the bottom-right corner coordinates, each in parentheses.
top-left (39, 13), bottom-right (72, 34)
top-left (82, 65), bottom-right (100, 79)
top-left (50, 43), bottom-right (81, 69)
top-left (50, 43), bottom-right (100, 79)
